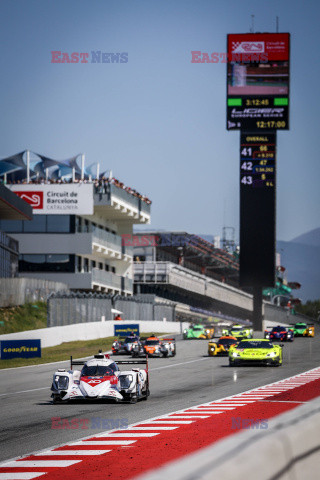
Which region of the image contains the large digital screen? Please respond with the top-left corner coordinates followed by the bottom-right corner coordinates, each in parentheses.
top-left (239, 133), bottom-right (276, 287)
top-left (227, 33), bottom-right (290, 131)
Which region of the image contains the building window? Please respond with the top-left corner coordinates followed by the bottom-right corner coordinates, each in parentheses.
top-left (19, 254), bottom-right (75, 272)
top-left (23, 216), bottom-right (46, 232)
top-left (0, 216), bottom-right (72, 233)
top-left (111, 266), bottom-right (116, 273)
top-left (105, 264), bottom-right (109, 271)
top-left (47, 215), bottom-right (71, 232)
top-left (77, 256), bottom-right (82, 272)
top-left (0, 220), bottom-right (23, 232)
top-left (84, 258), bottom-right (89, 272)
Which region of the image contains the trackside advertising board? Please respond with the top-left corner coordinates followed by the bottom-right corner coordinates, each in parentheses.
top-left (114, 324), bottom-right (140, 337)
top-left (1, 339), bottom-right (41, 359)
top-left (227, 33), bottom-right (290, 131)
top-left (8, 183), bottom-right (94, 215)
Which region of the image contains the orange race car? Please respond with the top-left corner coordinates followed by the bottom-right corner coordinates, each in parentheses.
top-left (131, 336), bottom-right (176, 358)
top-left (208, 335), bottom-right (238, 356)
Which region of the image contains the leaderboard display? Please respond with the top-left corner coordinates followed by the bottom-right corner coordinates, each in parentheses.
top-left (239, 133), bottom-right (276, 287)
top-left (240, 132), bottom-right (276, 188)
top-left (227, 33), bottom-right (290, 131)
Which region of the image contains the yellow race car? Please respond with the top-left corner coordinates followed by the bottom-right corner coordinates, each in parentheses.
top-left (208, 336), bottom-right (238, 356)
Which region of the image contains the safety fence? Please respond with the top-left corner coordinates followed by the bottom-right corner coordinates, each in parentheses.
top-left (47, 292), bottom-right (175, 326)
top-left (0, 277), bottom-right (68, 307)
top-left (264, 302), bottom-right (311, 326)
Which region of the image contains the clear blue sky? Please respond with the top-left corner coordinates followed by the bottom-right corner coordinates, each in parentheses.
top-left (0, 0), bottom-right (319, 242)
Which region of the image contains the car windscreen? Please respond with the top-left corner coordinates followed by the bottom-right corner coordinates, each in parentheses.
top-left (219, 339), bottom-right (237, 346)
top-left (145, 340), bottom-right (159, 345)
top-left (231, 327), bottom-right (243, 331)
top-left (237, 341), bottom-right (273, 349)
top-left (272, 327), bottom-right (286, 332)
top-left (124, 337), bottom-right (137, 343)
top-left (82, 363), bottom-right (118, 376)
top-left (296, 323), bottom-right (306, 328)
top-left (193, 327), bottom-right (203, 330)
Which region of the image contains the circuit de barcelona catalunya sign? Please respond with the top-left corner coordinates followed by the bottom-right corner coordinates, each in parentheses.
top-left (0, 339), bottom-right (41, 359)
top-left (8, 183), bottom-right (94, 215)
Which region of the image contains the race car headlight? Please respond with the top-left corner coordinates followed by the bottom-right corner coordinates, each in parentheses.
top-left (309, 329), bottom-right (313, 333)
top-left (232, 352), bottom-right (240, 357)
top-left (210, 347), bottom-right (215, 351)
top-left (267, 352), bottom-right (277, 358)
top-left (119, 375), bottom-right (133, 389)
top-left (55, 375), bottom-right (69, 390)
top-left (206, 330), bottom-right (210, 333)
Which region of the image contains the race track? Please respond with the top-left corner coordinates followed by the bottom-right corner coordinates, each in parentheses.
top-left (0, 329), bottom-right (319, 463)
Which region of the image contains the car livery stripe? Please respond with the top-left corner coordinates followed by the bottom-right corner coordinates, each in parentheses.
top-left (1, 366), bottom-right (320, 480)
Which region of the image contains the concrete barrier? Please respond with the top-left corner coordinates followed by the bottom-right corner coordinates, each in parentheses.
top-left (0, 320), bottom-right (189, 349)
top-left (136, 393), bottom-right (320, 480)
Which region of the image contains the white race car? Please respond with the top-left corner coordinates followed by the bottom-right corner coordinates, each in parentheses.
top-left (51, 352), bottom-right (149, 404)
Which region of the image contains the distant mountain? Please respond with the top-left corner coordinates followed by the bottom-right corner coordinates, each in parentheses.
top-left (277, 229), bottom-right (320, 302)
top-left (291, 228), bottom-right (320, 248)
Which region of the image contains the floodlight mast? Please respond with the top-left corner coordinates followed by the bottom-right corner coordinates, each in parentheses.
top-left (250, 14), bottom-right (255, 33)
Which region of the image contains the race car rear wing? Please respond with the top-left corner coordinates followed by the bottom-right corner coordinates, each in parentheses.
top-left (264, 326), bottom-right (291, 331)
top-left (162, 337), bottom-right (176, 342)
top-left (116, 359), bottom-right (148, 365)
top-left (117, 357), bottom-right (149, 376)
top-left (70, 355), bottom-right (148, 371)
top-left (289, 323), bottom-right (314, 326)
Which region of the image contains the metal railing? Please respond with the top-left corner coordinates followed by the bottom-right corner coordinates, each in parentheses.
top-left (92, 268), bottom-right (122, 289)
top-left (94, 184), bottom-right (151, 216)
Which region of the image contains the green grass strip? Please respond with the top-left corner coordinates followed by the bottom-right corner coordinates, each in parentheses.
top-left (0, 333), bottom-right (169, 369)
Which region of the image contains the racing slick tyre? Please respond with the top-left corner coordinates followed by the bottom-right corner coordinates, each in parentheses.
top-left (142, 387), bottom-right (150, 401)
top-left (52, 394), bottom-right (62, 404)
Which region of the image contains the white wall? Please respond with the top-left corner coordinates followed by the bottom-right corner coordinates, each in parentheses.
top-left (0, 320), bottom-right (189, 349)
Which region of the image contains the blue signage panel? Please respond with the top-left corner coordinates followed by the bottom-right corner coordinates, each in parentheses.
top-left (1, 339), bottom-right (41, 359)
top-left (114, 324), bottom-right (140, 337)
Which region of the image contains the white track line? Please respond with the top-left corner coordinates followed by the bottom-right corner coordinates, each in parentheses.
top-left (127, 426), bottom-right (178, 430)
top-left (168, 415), bottom-right (210, 419)
top-left (147, 420), bottom-right (194, 424)
top-left (195, 406), bottom-right (236, 410)
top-left (0, 388), bottom-right (48, 397)
top-left (35, 450), bottom-right (110, 456)
top-left (69, 440), bottom-right (135, 446)
top-left (93, 432), bottom-right (160, 438)
top-left (0, 474), bottom-right (47, 479)
top-left (1, 461), bottom-right (80, 468)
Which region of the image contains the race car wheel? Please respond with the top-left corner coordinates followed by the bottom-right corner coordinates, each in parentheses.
top-left (142, 387), bottom-right (150, 401)
top-left (52, 394), bottom-right (62, 404)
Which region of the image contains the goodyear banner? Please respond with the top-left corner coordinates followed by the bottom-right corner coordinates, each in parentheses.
top-left (114, 324), bottom-right (140, 337)
top-left (0, 339), bottom-right (41, 359)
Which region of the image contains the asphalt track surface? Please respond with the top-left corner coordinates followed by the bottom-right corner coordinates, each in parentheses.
top-left (0, 329), bottom-right (319, 463)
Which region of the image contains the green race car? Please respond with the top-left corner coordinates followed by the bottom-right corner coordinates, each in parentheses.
top-left (229, 339), bottom-right (283, 367)
top-left (222, 324), bottom-right (253, 340)
top-left (183, 324), bottom-right (214, 339)
top-left (290, 322), bottom-right (314, 337)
